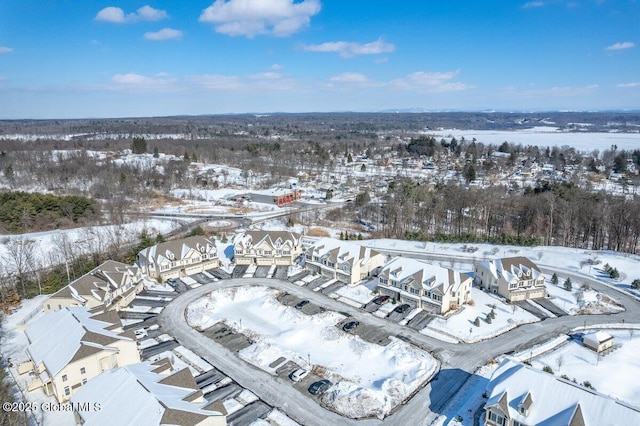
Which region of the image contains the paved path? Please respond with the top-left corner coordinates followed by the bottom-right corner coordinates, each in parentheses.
top-left (159, 266), bottom-right (640, 425)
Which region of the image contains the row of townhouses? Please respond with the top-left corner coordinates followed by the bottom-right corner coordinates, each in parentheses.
top-left (303, 238), bottom-right (385, 284)
top-left (138, 236), bottom-right (220, 281)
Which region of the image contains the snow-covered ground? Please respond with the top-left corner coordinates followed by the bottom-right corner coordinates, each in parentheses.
top-left (530, 329), bottom-right (640, 405)
top-left (363, 239), bottom-right (640, 300)
top-left (186, 286), bottom-right (438, 419)
top-left (545, 280), bottom-right (624, 315)
top-left (429, 128), bottom-right (640, 151)
top-left (0, 218), bottom-right (183, 271)
top-left (330, 279), bottom-right (377, 305)
top-left (425, 288), bottom-right (539, 343)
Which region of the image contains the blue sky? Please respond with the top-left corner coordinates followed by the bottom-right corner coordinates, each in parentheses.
top-left (0, 0), bottom-right (638, 118)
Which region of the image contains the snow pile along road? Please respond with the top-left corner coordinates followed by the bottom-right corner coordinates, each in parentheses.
top-left (186, 286), bottom-right (438, 419)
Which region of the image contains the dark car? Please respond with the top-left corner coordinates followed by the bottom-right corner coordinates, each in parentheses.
top-left (308, 379), bottom-right (332, 395)
top-left (393, 304), bottom-right (411, 314)
top-left (372, 295), bottom-right (390, 305)
top-left (295, 300), bottom-right (310, 310)
top-left (342, 321), bottom-right (360, 332)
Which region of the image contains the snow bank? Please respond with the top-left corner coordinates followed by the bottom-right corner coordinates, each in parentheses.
top-left (186, 286), bottom-right (438, 419)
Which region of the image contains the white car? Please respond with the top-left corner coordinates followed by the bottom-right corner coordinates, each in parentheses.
top-left (290, 369), bottom-right (309, 382)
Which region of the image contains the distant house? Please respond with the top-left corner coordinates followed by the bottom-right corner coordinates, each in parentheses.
top-left (71, 359), bottom-right (227, 426)
top-left (583, 331), bottom-right (614, 353)
top-left (474, 257), bottom-right (546, 302)
top-left (304, 238), bottom-right (385, 285)
top-left (43, 260), bottom-right (143, 314)
top-left (377, 257), bottom-right (472, 314)
top-left (234, 230), bottom-right (302, 266)
top-left (484, 359), bottom-right (640, 426)
top-left (19, 307), bottom-right (139, 403)
top-left (138, 236), bottom-right (219, 281)
top-left (268, 188), bottom-right (301, 206)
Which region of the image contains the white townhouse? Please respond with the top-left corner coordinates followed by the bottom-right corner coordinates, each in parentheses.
top-left (304, 238), bottom-right (385, 285)
top-left (484, 359), bottom-right (640, 426)
top-left (44, 260), bottom-right (143, 314)
top-left (474, 256), bottom-right (546, 302)
top-left (71, 359), bottom-right (227, 426)
top-left (138, 236), bottom-right (219, 281)
top-left (377, 257), bottom-right (473, 315)
top-left (234, 230), bottom-right (302, 266)
top-left (19, 307), bottom-right (140, 403)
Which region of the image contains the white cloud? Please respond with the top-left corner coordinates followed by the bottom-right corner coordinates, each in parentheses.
top-left (390, 71), bottom-right (471, 93)
top-left (144, 28), bottom-right (183, 41)
top-left (95, 5), bottom-right (168, 23)
top-left (0, 46), bottom-right (13, 54)
top-left (304, 38), bottom-right (395, 58)
top-left (110, 73), bottom-right (177, 92)
top-left (199, 0), bottom-right (321, 37)
top-left (270, 64), bottom-right (284, 70)
top-left (617, 82), bottom-right (640, 88)
top-left (330, 73), bottom-right (369, 83)
top-left (605, 41), bottom-right (635, 51)
top-left (523, 1), bottom-right (544, 8)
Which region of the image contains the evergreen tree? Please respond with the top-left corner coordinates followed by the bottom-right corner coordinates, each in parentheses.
top-left (632, 279), bottom-right (640, 290)
top-left (347, 152), bottom-right (353, 163)
top-left (131, 137), bottom-right (147, 154)
top-left (464, 164), bottom-right (476, 183)
top-left (183, 152), bottom-right (190, 161)
top-left (153, 147), bottom-right (159, 158)
top-left (339, 231), bottom-right (344, 240)
top-left (360, 163), bottom-right (366, 172)
top-left (551, 273), bottom-right (558, 285)
top-left (564, 277), bottom-right (572, 291)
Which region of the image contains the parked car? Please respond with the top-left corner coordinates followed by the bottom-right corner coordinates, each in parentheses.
top-left (393, 304), bottom-right (411, 314)
top-left (308, 379), bottom-right (332, 395)
top-left (342, 321), bottom-right (360, 332)
top-left (289, 369), bottom-right (309, 382)
top-left (167, 278), bottom-right (177, 286)
top-left (372, 295), bottom-right (390, 305)
top-left (295, 300), bottom-right (310, 310)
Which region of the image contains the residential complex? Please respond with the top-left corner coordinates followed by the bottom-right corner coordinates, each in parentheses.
top-left (377, 257), bottom-right (473, 314)
top-left (474, 257), bottom-right (546, 302)
top-left (71, 359), bottom-right (227, 426)
top-left (234, 230), bottom-right (302, 266)
top-left (304, 238), bottom-right (385, 285)
top-left (43, 260), bottom-right (143, 314)
top-left (484, 359), bottom-right (640, 426)
top-left (19, 307), bottom-right (140, 402)
top-left (138, 236), bottom-right (219, 281)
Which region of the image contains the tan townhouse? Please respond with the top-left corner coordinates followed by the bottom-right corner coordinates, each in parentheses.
top-left (71, 359), bottom-right (227, 426)
top-left (19, 307), bottom-right (140, 402)
top-left (304, 238), bottom-right (385, 285)
top-left (234, 230), bottom-right (302, 266)
top-left (475, 256), bottom-right (546, 302)
top-left (485, 359), bottom-right (640, 426)
top-left (43, 260), bottom-right (143, 314)
top-left (138, 236), bottom-right (219, 281)
top-left (377, 257), bottom-right (472, 314)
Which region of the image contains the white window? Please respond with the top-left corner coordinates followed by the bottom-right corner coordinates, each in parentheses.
top-left (513, 421), bottom-right (526, 426)
top-left (80, 367), bottom-right (85, 374)
top-left (64, 386), bottom-right (70, 396)
top-left (62, 375), bottom-right (68, 382)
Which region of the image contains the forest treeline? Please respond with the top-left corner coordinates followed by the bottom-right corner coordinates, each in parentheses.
top-left (0, 191), bottom-right (97, 233)
top-left (352, 179), bottom-right (640, 253)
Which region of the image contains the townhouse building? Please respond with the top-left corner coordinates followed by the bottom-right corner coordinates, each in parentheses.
top-left (377, 257), bottom-right (473, 315)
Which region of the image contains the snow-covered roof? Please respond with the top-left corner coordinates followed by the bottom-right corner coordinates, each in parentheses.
top-left (583, 331), bottom-right (614, 346)
top-left (486, 359), bottom-right (640, 425)
top-left (25, 307), bottom-right (131, 377)
top-left (234, 230), bottom-right (300, 250)
top-left (307, 238), bottom-right (381, 267)
top-left (479, 256), bottom-right (543, 282)
top-left (380, 257), bottom-right (470, 293)
top-left (139, 236), bottom-right (217, 265)
top-left (71, 362), bottom-right (225, 426)
top-left (50, 260), bottom-right (140, 304)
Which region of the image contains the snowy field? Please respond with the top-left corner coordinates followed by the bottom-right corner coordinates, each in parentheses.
top-left (530, 329), bottom-right (640, 405)
top-left (0, 218), bottom-right (183, 271)
top-left (426, 288), bottom-right (539, 343)
top-left (186, 286), bottom-right (438, 419)
top-left (429, 128), bottom-right (640, 151)
top-left (544, 279), bottom-right (624, 315)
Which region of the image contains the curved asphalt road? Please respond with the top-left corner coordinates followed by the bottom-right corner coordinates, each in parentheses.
top-left (159, 267), bottom-right (640, 426)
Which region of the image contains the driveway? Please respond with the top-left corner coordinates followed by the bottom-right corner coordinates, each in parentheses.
top-left (159, 274), bottom-right (640, 426)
